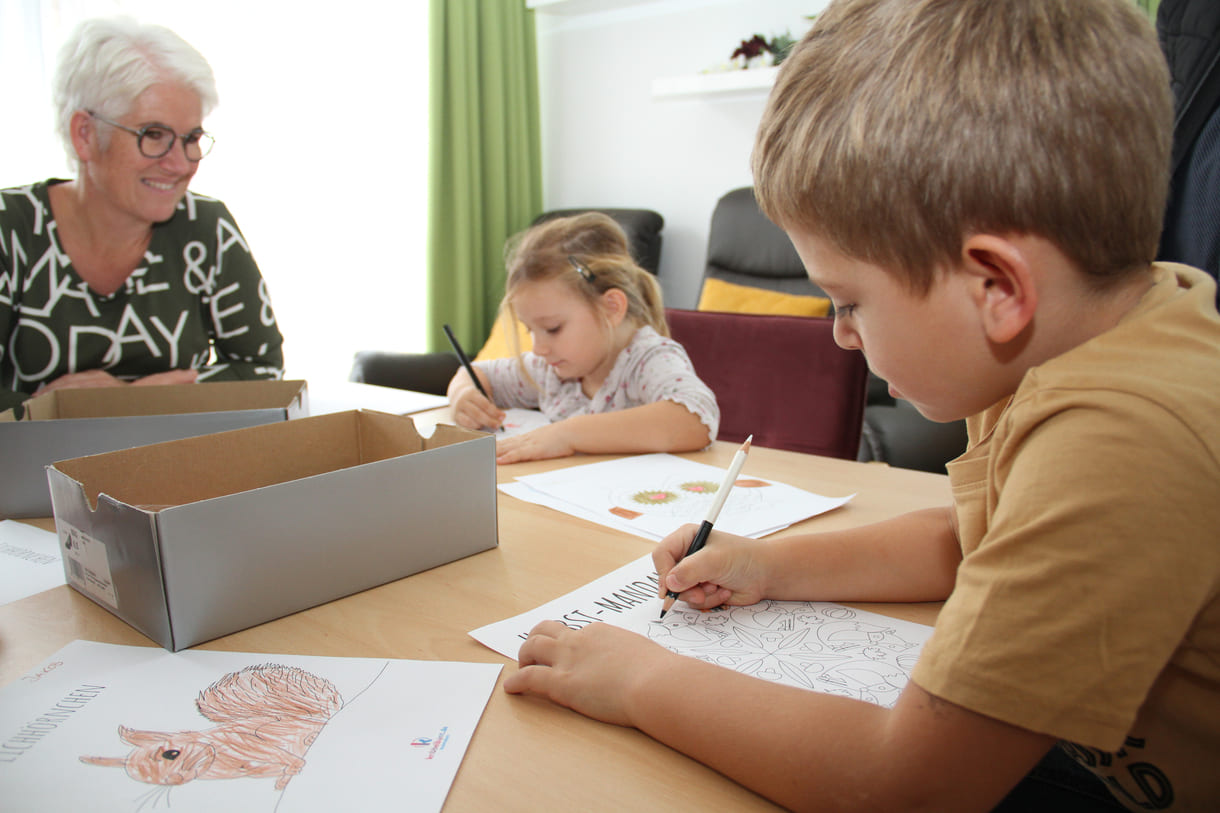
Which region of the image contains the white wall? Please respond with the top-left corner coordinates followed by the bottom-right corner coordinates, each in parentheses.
top-left (1, 0), bottom-right (429, 386)
top-left (535, 0), bottom-right (828, 308)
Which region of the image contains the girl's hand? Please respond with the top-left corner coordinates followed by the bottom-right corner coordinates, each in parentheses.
top-left (503, 620), bottom-right (670, 727)
top-left (494, 423), bottom-right (574, 464)
top-left (654, 524), bottom-right (770, 610)
top-left (448, 375), bottom-right (504, 431)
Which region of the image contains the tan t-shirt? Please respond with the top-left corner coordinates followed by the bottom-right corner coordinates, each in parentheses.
top-left (913, 265), bottom-right (1220, 811)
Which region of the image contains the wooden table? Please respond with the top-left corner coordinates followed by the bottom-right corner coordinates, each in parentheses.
top-left (0, 428), bottom-right (951, 811)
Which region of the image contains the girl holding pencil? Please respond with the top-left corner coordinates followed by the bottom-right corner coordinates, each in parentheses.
top-left (446, 213), bottom-right (719, 464)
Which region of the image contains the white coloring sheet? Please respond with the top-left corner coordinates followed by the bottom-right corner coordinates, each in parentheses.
top-left (0, 520), bottom-right (65, 606)
top-left (0, 641), bottom-right (501, 812)
top-left (503, 453), bottom-right (853, 541)
top-left (470, 554), bottom-right (932, 709)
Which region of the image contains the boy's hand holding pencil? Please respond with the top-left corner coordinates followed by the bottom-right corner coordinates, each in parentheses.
top-left (655, 437), bottom-right (767, 614)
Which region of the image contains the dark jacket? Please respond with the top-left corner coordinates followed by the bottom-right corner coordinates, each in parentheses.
top-left (1156, 0), bottom-right (1220, 301)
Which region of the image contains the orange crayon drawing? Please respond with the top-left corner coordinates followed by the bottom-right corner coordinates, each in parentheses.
top-left (81, 664), bottom-right (342, 792)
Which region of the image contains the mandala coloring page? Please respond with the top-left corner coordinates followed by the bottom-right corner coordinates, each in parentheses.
top-left (470, 555), bottom-right (931, 708)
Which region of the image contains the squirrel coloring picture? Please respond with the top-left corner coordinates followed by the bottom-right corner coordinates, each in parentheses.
top-left (80, 664), bottom-right (342, 792)
top-left (2, 642), bottom-right (501, 813)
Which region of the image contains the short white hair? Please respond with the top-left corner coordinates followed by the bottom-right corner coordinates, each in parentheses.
top-left (52, 17), bottom-right (218, 170)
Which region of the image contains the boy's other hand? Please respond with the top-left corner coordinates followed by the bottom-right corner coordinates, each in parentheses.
top-left (504, 620), bottom-right (670, 727)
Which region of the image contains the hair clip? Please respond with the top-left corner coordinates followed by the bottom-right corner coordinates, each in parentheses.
top-left (568, 255), bottom-right (595, 283)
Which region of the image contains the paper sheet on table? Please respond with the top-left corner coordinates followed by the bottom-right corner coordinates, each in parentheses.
top-left (498, 480), bottom-right (798, 540)
top-left (0, 641), bottom-right (501, 813)
top-left (496, 407), bottom-right (551, 437)
top-left (470, 554), bottom-right (932, 708)
top-left (306, 381), bottom-right (448, 416)
top-left (0, 520), bottom-right (65, 605)
top-left (503, 453), bottom-right (853, 541)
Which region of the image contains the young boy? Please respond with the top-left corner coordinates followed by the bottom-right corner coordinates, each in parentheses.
top-left (503, 0), bottom-right (1220, 810)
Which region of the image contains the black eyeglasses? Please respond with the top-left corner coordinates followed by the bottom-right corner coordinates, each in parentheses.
top-left (88, 111), bottom-right (215, 161)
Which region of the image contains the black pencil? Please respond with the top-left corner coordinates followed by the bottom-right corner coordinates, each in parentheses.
top-left (659, 435), bottom-right (752, 618)
top-left (442, 324), bottom-right (501, 431)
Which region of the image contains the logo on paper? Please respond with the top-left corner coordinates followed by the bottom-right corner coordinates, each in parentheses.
top-left (410, 726), bottom-right (450, 759)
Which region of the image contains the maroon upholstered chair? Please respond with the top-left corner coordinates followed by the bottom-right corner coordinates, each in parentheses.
top-left (665, 308), bottom-right (868, 460)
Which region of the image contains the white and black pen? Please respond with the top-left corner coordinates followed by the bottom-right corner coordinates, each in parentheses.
top-left (659, 435), bottom-right (752, 618)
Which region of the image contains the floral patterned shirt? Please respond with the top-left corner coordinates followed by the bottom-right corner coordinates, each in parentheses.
top-left (476, 325), bottom-right (719, 440)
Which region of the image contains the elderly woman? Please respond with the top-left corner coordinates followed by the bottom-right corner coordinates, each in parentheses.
top-left (0, 17), bottom-right (283, 412)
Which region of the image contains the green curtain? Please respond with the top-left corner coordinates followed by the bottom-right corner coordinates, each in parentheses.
top-left (427, 0), bottom-right (542, 352)
top-left (1132, 0), bottom-right (1162, 19)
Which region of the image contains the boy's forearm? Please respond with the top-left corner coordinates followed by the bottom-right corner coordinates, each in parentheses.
top-left (760, 506), bottom-right (960, 603)
top-left (626, 651), bottom-right (1050, 813)
top-left (626, 651), bottom-right (896, 811)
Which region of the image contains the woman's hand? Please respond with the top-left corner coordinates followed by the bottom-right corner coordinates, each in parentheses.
top-left (36, 368), bottom-right (199, 395)
top-left (654, 524), bottom-right (771, 610)
top-left (35, 369), bottom-right (127, 393)
top-left (132, 369), bottom-right (198, 386)
top-left (503, 620), bottom-right (671, 727)
top-left (494, 423), bottom-right (575, 464)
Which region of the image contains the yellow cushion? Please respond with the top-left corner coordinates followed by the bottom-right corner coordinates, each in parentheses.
top-left (474, 315), bottom-right (532, 361)
top-left (696, 277), bottom-right (831, 318)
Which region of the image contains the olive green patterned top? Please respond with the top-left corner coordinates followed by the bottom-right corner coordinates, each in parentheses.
top-left (0, 179), bottom-right (284, 411)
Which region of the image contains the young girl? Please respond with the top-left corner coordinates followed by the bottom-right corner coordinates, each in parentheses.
top-left (447, 212), bottom-right (719, 464)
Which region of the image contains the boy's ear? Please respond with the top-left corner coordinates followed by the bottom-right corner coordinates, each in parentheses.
top-left (599, 287), bottom-right (629, 325)
top-left (961, 234), bottom-right (1038, 344)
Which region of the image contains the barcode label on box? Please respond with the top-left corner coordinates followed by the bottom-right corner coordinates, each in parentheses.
top-left (58, 523), bottom-right (117, 608)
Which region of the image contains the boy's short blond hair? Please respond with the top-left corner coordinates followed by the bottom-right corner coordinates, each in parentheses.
top-left (752, 0), bottom-right (1173, 294)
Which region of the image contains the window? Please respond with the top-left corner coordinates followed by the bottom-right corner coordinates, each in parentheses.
top-left (1, 0), bottom-right (430, 384)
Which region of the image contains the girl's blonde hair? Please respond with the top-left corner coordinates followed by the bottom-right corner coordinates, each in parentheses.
top-left (500, 212), bottom-right (667, 356)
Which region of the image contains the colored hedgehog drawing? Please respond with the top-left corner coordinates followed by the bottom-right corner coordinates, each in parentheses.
top-left (80, 664), bottom-right (342, 791)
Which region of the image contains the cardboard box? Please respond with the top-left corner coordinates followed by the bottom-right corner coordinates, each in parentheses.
top-left (46, 410), bottom-right (497, 651)
top-left (0, 380), bottom-right (307, 519)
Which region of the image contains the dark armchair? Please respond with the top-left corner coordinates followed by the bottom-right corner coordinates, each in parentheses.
top-left (666, 308), bottom-right (868, 459)
top-left (701, 187), bottom-right (967, 473)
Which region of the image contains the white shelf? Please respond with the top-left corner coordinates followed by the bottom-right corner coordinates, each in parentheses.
top-left (651, 66), bottom-right (779, 99)
top-left (527, 0), bottom-right (656, 13)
